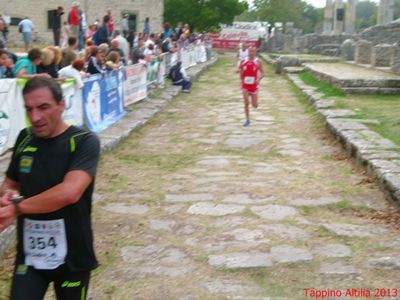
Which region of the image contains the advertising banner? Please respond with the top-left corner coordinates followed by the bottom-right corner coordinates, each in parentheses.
top-left (0, 79), bottom-right (25, 155)
top-left (61, 81), bottom-right (84, 127)
top-left (82, 70), bottom-right (126, 133)
top-left (170, 52), bottom-right (178, 68)
top-left (181, 50), bottom-right (190, 69)
top-left (212, 22), bottom-right (264, 50)
top-left (124, 64), bottom-right (147, 106)
top-left (211, 38), bottom-right (260, 50)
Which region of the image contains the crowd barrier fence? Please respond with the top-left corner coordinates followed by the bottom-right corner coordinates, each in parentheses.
top-left (0, 44), bottom-right (210, 155)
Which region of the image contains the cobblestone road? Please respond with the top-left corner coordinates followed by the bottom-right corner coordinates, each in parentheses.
top-left (90, 55), bottom-right (400, 299)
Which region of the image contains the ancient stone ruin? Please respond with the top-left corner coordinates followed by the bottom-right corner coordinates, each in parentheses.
top-left (266, 0), bottom-right (400, 76)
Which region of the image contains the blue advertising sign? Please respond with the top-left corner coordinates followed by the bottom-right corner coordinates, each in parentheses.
top-left (82, 69), bottom-right (126, 133)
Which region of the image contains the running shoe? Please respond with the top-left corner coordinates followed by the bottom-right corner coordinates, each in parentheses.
top-left (243, 119), bottom-right (251, 127)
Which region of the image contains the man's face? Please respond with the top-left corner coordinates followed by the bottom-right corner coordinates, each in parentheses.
top-left (111, 40), bottom-right (118, 49)
top-left (24, 87), bottom-right (65, 139)
top-left (249, 47), bottom-right (256, 59)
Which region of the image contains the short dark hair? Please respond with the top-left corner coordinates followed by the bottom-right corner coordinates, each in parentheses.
top-left (68, 36), bottom-right (77, 46)
top-left (23, 77), bottom-right (63, 103)
top-left (0, 49), bottom-right (9, 57)
top-left (27, 48), bottom-right (42, 61)
top-left (103, 15), bottom-right (110, 24)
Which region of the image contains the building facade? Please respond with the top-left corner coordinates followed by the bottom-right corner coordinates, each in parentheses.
top-left (0, 0), bottom-right (164, 47)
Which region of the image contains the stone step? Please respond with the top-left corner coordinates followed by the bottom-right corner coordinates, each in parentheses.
top-left (342, 87), bottom-right (400, 94)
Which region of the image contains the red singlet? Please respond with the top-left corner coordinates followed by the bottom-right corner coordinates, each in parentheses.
top-left (240, 58), bottom-right (260, 94)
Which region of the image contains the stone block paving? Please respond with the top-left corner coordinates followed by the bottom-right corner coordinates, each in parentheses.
top-left (286, 73), bottom-right (400, 205)
top-left (82, 55), bottom-right (400, 299)
top-left (2, 54), bottom-right (400, 299)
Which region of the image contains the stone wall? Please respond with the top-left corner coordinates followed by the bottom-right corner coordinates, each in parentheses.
top-left (267, 33), bottom-right (354, 54)
top-left (355, 40), bottom-right (373, 64)
top-left (360, 21), bottom-right (400, 45)
top-left (266, 19), bottom-right (400, 58)
top-left (391, 45), bottom-right (400, 74)
top-left (371, 44), bottom-right (394, 67)
top-left (341, 39), bottom-right (356, 61)
top-left (0, 0), bottom-right (164, 47)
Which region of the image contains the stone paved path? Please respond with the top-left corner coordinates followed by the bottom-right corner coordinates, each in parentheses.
top-left (90, 55), bottom-right (400, 299)
top-left (2, 54), bottom-right (398, 299)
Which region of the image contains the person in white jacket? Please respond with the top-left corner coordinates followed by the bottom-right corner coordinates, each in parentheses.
top-left (58, 58), bottom-right (86, 88)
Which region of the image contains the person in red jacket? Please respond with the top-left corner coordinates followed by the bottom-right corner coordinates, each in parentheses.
top-left (239, 46), bottom-right (265, 127)
top-left (68, 2), bottom-right (81, 39)
top-left (106, 8), bottom-right (114, 36)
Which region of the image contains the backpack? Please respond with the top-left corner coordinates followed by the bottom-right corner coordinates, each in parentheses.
top-left (168, 65), bottom-right (179, 81)
top-left (167, 65), bottom-right (175, 80)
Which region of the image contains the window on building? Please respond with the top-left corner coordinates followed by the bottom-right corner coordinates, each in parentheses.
top-left (10, 17), bottom-right (23, 26)
top-left (48, 10), bottom-right (55, 29)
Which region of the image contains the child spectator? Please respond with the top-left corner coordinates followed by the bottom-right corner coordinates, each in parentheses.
top-left (105, 51), bottom-right (121, 71)
top-left (58, 58), bottom-right (86, 88)
top-left (0, 49), bottom-right (14, 78)
top-left (87, 46), bottom-right (105, 75)
top-left (169, 61), bottom-right (191, 93)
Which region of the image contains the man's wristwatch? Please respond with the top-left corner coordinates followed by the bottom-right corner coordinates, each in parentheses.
top-left (11, 195), bottom-right (24, 215)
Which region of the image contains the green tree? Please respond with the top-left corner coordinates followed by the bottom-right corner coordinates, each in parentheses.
top-left (235, 8), bottom-right (259, 22)
top-left (251, 0), bottom-right (319, 33)
top-left (301, 4), bottom-right (322, 33)
top-left (356, 0), bottom-right (377, 30)
top-left (394, 0), bottom-right (400, 19)
top-left (164, 0), bottom-right (247, 31)
top-left (254, 0), bottom-right (304, 25)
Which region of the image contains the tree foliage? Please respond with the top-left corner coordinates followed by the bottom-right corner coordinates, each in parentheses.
top-left (164, 0), bottom-right (247, 31)
top-left (237, 0), bottom-right (321, 34)
top-left (356, 0), bottom-right (377, 30)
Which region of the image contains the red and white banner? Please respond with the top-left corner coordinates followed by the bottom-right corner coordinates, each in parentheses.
top-left (124, 64), bottom-right (147, 106)
top-left (211, 38), bottom-right (260, 50)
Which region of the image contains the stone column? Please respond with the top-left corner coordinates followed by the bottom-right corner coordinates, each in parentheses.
top-left (378, 0), bottom-right (394, 26)
top-left (333, 0), bottom-right (344, 35)
top-left (345, 0), bottom-right (357, 34)
top-left (323, 0), bottom-right (334, 34)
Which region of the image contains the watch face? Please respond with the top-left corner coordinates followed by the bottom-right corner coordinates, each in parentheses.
top-left (11, 195), bottom-right (24, 203)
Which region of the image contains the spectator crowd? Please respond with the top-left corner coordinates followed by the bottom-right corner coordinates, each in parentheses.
top-left (0, 2), bottom-right (214, 93)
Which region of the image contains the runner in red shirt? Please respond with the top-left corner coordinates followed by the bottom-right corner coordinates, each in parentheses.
top-left (239, 46), bottom-right (265, 127)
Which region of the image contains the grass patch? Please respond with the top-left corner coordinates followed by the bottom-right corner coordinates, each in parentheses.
top-left (295, 71), bottom-right (400, 146)
top-left (334, 95), bottom-right (400, 146)
top-left (298, 71), bottom-right (345, 98)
